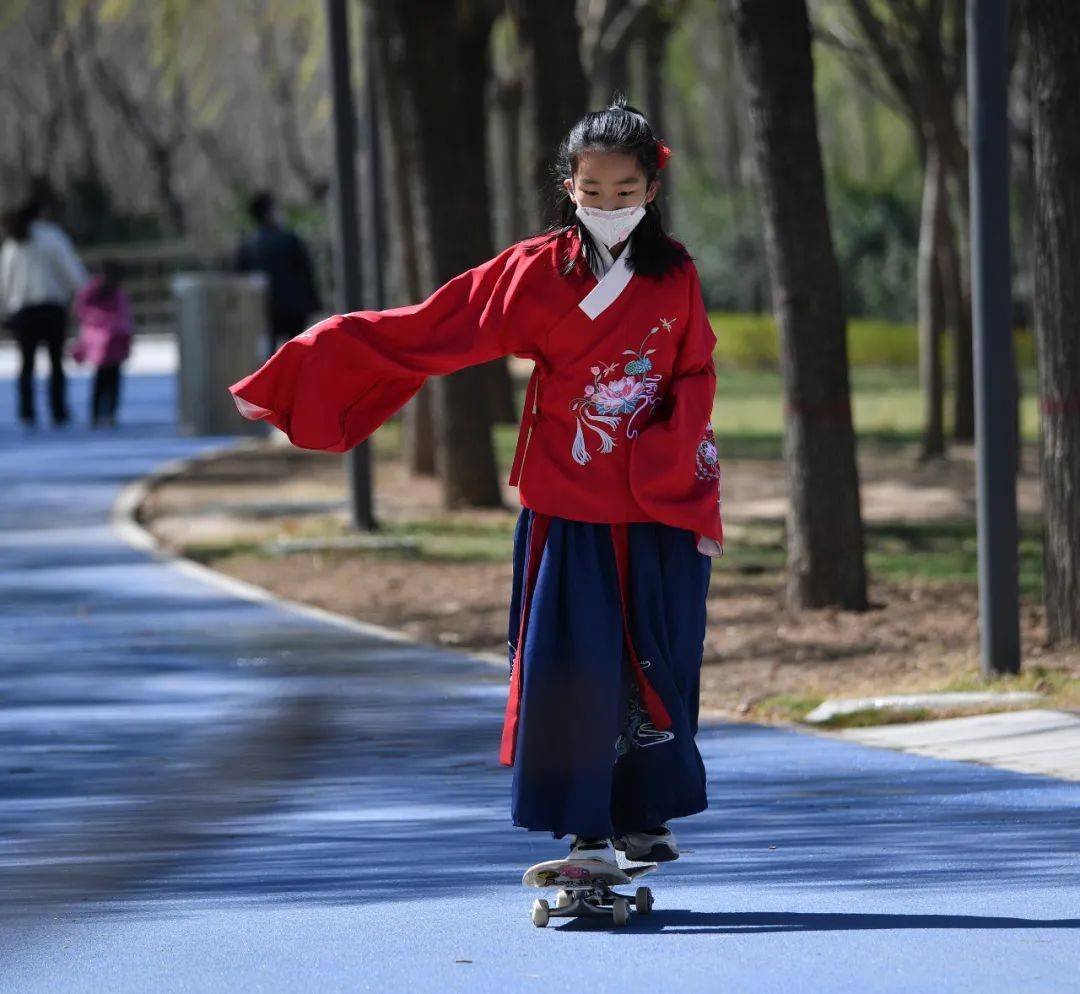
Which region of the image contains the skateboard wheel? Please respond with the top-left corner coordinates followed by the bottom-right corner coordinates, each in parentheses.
top-left (612, 898), bottom-right (629, 926)
top-left (556, 890), bottom-right (572, 909)
top-left (531, 898), bottom-right (550, 928)
top-left (635, 886), bottom-right (653, 914)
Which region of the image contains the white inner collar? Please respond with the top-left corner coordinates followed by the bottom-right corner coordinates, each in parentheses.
top-left (589, 240), bottom-right (616, 280)
top-left (578, 241), bottom-right (634, 320)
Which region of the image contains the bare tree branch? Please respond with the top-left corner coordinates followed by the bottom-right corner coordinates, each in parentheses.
top-left (846, 0), bottom-right (918, 111)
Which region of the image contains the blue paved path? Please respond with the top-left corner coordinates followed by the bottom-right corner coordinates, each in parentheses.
top-left (1, 356), bottom-right (1078, 993)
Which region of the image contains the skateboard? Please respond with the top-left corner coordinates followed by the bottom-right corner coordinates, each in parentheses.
top-left (521, 857), bottom-right (657, 927)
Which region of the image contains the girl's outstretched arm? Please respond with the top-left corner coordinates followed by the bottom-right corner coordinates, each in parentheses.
top-left (229, 242), bottom-right (538, 452)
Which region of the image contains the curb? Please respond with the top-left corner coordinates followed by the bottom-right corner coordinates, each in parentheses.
top-left (110, 439), bottom-right (508, 667)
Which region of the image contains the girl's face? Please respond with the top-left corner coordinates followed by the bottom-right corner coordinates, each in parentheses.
top-left (564, 150), bottom-right (658, 213)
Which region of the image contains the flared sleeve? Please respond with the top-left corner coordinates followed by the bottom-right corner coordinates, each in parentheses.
top-left (229, 242), bottom-right (535, 452)
top-left (628, 262), bottom-right (723, 551)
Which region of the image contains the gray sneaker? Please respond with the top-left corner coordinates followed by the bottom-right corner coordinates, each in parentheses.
top-left (614, 825), bottom-right (679, 862)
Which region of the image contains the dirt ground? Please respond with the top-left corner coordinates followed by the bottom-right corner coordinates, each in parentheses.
top-left (137, 438), bottom-right (1079, 726)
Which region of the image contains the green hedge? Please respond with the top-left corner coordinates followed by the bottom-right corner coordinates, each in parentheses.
top-left (711, 311), bottom-right (1036, 371)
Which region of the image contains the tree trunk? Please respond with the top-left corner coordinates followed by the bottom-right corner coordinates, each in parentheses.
top-left (642, 5), bottom-right (672, 215)
top-left (940, 201), bottom-right (976, 441)
top-left (843, 0), bottom-right (976, 446)
top-left (405, 385), bottom-right (437, 477)
top-left (730, 0), bottom-right (868, 611)
top-left (379, 0), bottom-right (504, 509)
top-left (509, 0), bottom-right (587, 228)
top-left (918, 145), bottom-right (947, 459)
top-left (490, 69), bottom-right (527, 245)
top-left (713, 8), bottom-right (747, 193)
top-left (372, 0), bottom-right (436, 476)
top-left (587, 0), bottom-right (638, 107)
top-left (1030, 0), bottom-right (1080, 643)
top-left (485, 45), bottom-right (526, 428)
top-left (642, 7), bottom-right (669, 137)
top-left (483, 351), bottom-right (519, 425)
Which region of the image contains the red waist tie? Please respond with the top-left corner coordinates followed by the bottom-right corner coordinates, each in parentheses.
top-left (500, 511), bottom-right (551, 766)
top-left (498, 515), bottom-right (671, 768)
top-left (508, 369), bottom-right (542, 488)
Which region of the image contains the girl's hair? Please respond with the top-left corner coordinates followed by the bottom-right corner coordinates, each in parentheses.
top-left (85, 260), bottom-right (124, 304)
top-left (100, 259), bottom-right (124, 285)
top-left (530, 94), bottom-right (692, 279)
top-left (1, 201), bottom-right (38, 243)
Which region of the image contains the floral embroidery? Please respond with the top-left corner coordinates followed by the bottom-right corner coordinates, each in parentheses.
top-left (568, 317), bottom-right (676, 466)
top-left (695, 422), bottom-right (723, 513)
top-left (695, 423), bottom-right (721, 482)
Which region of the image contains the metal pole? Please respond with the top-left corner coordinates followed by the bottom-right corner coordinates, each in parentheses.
top-left (967, 0), bottom-right (1020, 676)
top-left (324, 0), bottom-right (376, 531)
top-left (361, 2), bottom-right (386, 311)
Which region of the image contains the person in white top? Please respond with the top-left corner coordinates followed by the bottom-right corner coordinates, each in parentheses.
top-left (0, 200), bottom-right (89, 427)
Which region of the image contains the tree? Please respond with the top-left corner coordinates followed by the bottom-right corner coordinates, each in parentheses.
top-left (245, 0), bottom-right (329, 204)
top-left (819, 0), bottom-right (974, 453)
top-left (508, 0), bottom-right (587, 228)
top-left (1029, 0), bottom-right (1080, 643)
top-left (372, 0), bottom-right (507, 509)
top-left (0, 0), bottom-right (335, 243)
top-left (729, 0), bottom-right (869, 610)
top-left (370, 0), bottom-right (437, 477)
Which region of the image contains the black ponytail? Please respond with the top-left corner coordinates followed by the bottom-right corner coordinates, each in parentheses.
top-left (528, 93), bottom-right (692, 279)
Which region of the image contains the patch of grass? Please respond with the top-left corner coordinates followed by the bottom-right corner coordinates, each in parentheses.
top-left (745, 664), bottom-right (1079, 732)
top-left (377, 417), bottom-right (529, 478)
top-left (712, 366), bottom-right (1040, 459)
top-left (812, 706), bottom-right (936, 729)
top-left (864, 518), bottom-right (1044, 597)
top-left (721, 516), bottom-right (1045, 598)
top-left (387, 517), bottom-right (516, 537)
top-left (181, 538), bottom-right (268, 563)
top-left (372, 519), bottom-right (515, 563)
top-left (371, 419), bottom-right (402, 459)
top-left (707, 522), bottom-right (785, 577)
top-left (751, 694), bottom-right (825, 722)
top-left (940, 665), bottom-right (1077, 699)
top-left (233, 517), bottom-right (517, 566)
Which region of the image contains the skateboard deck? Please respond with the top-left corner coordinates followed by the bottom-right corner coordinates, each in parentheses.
top-left (522, 857), bottom-right (657, 927)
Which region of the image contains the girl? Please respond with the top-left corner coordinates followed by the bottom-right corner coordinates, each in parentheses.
top-left (229, 97), bottom-right (723, 869)
top-left (71, 260), bottom-right (134, 428)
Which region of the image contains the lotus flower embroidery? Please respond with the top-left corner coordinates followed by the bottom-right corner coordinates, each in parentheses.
top-left (593, 376), bottom-right (647, 414)
top-left (569, 317), bottom-right (675, 466)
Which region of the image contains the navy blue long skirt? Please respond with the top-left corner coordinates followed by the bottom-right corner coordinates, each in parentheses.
top-left (504, 507), bottom-right (712, 840)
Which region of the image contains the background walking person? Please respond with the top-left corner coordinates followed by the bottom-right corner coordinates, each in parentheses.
top-left (0, 199), bottom-right (88, 429)
top-left (71, 260), bottom-right (134, 428)
top-left (236, 190), bottom-right (323, 356)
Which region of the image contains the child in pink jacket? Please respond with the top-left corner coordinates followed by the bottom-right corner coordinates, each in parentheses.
top-left (71, 260), bottom-right (133, 427)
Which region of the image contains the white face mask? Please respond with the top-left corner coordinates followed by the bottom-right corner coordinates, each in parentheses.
top-left (574, 194), bottom-right (648, 249)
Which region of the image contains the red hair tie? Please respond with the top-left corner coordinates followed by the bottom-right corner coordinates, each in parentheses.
top-left (655, 140), bottom-right (672, 170)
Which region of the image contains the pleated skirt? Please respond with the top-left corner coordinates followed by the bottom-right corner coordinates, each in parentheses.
top-left (503, 506), bottom-right (712, 840)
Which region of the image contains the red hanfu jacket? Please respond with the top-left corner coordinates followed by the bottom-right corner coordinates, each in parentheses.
top-left (228, 229), bottom-right (723, 549)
